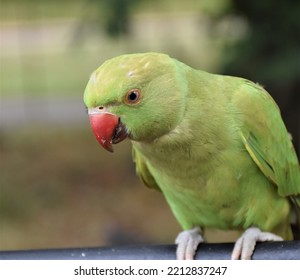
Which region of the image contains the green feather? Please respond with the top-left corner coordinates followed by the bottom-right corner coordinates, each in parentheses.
top-left (132, 146), bottom-right (161, 192)
top-left (233, 81), bottom-right (300, 198)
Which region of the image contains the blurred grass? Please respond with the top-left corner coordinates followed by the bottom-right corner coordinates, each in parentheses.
top-left (1, 48), bottom-right (107, 96)
top-left (0, 42), bottom-right (221, 96)
top-left (0, 0), bottom-right (83, 21)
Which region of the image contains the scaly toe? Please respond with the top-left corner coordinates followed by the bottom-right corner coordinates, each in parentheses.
top-left (231, 227), bottom-right (283, 260)
top-left (175, 227), bottom-right (204, 260)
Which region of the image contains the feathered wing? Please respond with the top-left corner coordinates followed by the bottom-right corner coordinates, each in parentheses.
top-left (132, 146), bottom-right (161, 192)
top-left (233, 80), bottom-right (300, 222)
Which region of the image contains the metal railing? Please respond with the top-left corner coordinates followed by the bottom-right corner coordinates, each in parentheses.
top-left (0, 241), bottom-right (299, 260)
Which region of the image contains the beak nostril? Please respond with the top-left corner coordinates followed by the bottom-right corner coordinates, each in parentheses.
top-left (99, 106), bottom-right (104, 110)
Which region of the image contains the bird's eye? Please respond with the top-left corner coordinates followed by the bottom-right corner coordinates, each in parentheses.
top-left (124, 89), bottom-right (141, 105)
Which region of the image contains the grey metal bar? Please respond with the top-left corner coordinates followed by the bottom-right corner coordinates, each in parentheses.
top-left (0, 241), bottom-right (299, 260)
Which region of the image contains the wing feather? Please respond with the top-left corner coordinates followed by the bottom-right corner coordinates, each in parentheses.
top-left (233, 80), bottom-right (300, 199)
top-left (132, 146), bottom-right (161, 192)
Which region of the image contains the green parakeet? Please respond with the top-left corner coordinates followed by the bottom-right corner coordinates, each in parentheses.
top-left (83, 52), bottom-right (300, 260)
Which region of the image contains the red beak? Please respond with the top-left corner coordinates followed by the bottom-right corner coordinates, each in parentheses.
top-left (89, 113), bottom-right (128, 152)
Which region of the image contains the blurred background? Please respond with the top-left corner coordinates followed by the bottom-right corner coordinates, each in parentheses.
top-left (0, 0), bottom-right (299, 250)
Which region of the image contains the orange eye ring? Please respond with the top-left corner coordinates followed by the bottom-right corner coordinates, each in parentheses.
top-left (124, 89), bottom-right (141, 105)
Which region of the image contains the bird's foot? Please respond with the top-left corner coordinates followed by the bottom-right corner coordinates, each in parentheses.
top-left (175, 227), bottom-right (204, 260)
top-left (231, 227), bottom-right (283, 260)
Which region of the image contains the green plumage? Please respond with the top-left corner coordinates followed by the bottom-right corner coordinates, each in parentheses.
top-left (84, 52), bottom-right (300, 240)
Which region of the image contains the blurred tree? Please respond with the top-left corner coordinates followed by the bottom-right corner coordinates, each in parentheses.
top-left (70, 0), bottom-right (137, 44)
top-left (101, 0), bottom-right (135, 37)
top-left (220, 0), bottom-right (300, 156)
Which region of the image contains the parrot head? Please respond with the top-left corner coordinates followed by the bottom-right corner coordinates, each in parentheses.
top-left (83, 53), bottom-right (187, 152)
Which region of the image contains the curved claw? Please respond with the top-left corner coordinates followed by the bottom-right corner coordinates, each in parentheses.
top-left (231, 227), bottom-right (283, 260)
top-left (175, 227), bottom-right (204, 260)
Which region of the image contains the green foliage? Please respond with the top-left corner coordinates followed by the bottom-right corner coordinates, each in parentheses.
top-left (100, 0), bottom-right (136, 37)
top-left (222, 0), bottom-right (300, 84)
